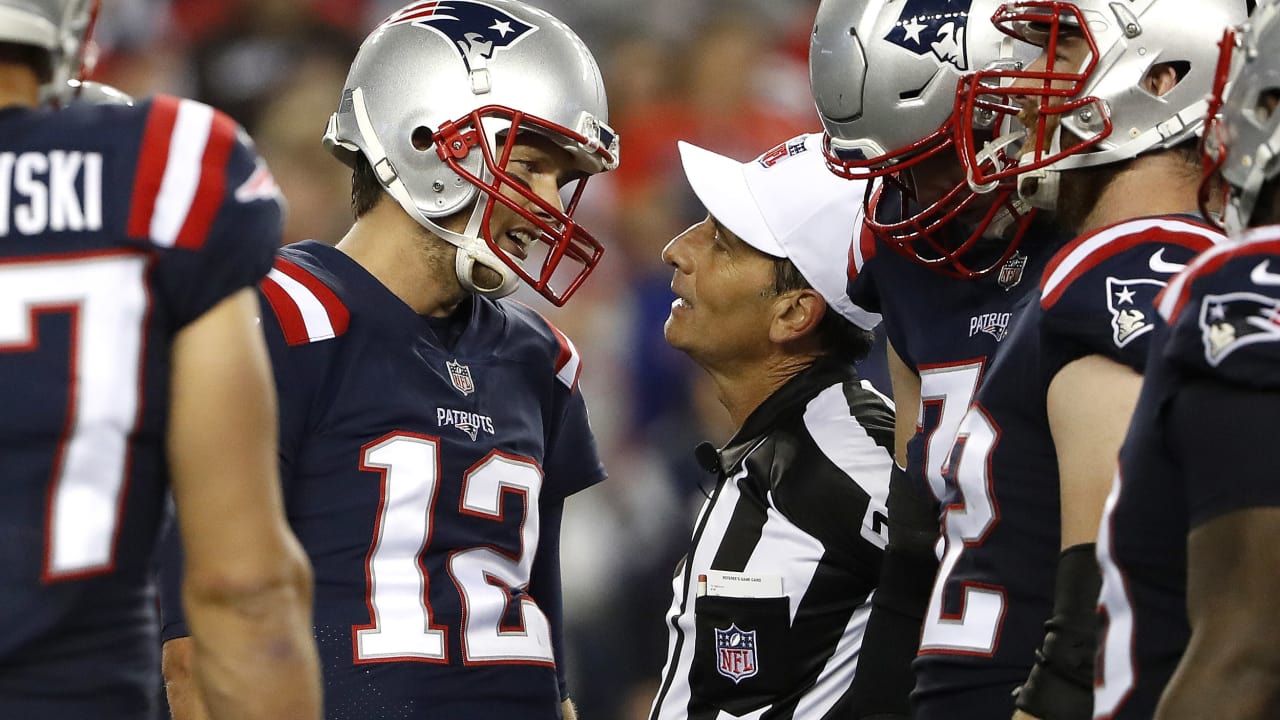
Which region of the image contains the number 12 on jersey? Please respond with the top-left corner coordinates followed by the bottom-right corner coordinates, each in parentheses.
top-left (355, 432), bottom-right (555, 666)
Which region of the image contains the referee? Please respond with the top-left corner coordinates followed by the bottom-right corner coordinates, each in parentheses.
top-left (649, 132), bottom-right (896, 720)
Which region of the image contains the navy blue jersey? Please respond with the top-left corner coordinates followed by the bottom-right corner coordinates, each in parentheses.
top-left (161, 241), bottom-right (605, 719)
top-left (912, 216), bottom-right (1223, 719)
top-left (1094, 226), bottom-right (1280, 719)
top-left (0, 97), bottom-right (281, 718)
top-left (848, 212), bottom-right (1063, 502)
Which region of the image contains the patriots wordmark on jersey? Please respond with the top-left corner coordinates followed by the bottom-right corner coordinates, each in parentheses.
top-left (160, 240), bottom-right (604, 719)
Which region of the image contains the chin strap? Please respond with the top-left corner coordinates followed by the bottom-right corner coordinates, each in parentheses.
top-left (1017, 168), bottom-right (1062, 212)
top-left (984, 192), bottom-right (1034, 240)
top-left (347, 87), bottom-right (521, 300)
top-left (450, 202), bottom-right (520, 299)
top-left (968, 129), bottom-right (1025, 195)
top-left (1016, 126), bottom-right (1066, 212)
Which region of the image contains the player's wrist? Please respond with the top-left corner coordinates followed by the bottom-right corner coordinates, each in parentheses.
top-left (1014, 544), bottom-right (1099, 720)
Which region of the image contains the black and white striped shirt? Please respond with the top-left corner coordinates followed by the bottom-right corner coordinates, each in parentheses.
top-left (649, 358), bottom-right (896, 720)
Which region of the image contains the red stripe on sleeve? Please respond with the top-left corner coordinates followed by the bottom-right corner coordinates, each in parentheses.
top-left (547, 322), bottom-right (574, 374)
top-left (855, 221), bottom-right (877, 276)
top-left (1040, 226), bottom-right (1217, 311)
top-left (1166, 238), bottom-right (1280, 323)
top-left (174, 109), bottom-right (239, 250)
top-left (260, 276), bottom-right (310, 347)
top-left (127, 95), bottom-right (181, 240)
top-left (273, 258), bottom-right (350, 336)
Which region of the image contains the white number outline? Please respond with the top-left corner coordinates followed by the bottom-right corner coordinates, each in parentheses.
top-left (1094, 468), bottom-right (1138, 717)
top-left (919, 403), bottom-right (1008, 657)
top-left (0, 251), bottom-right (148, 582)
top-left (354, 432), bottom-right (554, 667)
top-left (916, 360), bottom-right (986, 501)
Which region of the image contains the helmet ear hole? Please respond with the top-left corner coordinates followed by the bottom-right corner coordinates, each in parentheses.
top-left (412, 127), bottom-right (434, 151)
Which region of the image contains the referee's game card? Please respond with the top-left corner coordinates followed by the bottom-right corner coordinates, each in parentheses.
top-left (699, 570), bottom-right (784, 598)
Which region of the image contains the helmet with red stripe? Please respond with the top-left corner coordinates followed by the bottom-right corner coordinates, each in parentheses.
top-left (323, 0), bottom-right (620, 306)
top-left (954, 0), bottom-right (1248, 212)
top-left (809, 0), bottom-right (1037, 278)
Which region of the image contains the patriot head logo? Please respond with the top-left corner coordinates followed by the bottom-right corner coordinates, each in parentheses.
top-left (884, 0), bottom-right (972, 71)
top-left (380, 1), bottom-right (538, 73)
top-left (1106, 277), bottom-right (1165, 348)
top-left (1199, 291), bottom-right (1280, 366)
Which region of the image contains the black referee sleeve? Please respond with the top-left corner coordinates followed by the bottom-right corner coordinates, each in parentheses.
top-left (849, 464), bottom-right (940, 719)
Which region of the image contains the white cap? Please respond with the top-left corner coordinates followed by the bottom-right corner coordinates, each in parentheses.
top-left (678, 132), bottom-right (881, 331)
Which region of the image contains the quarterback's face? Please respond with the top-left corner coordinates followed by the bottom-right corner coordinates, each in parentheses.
top-left (470, 133), bottom-right (578, 291)
top-left (661, 215), bottom-right (777, 368)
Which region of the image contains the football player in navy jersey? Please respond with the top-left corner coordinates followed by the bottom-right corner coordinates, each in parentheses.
top-left (1095, 4), bottom-right (1280, 718)
top-left (932, 2), bottom-right (1247, 718)
top-left (808, 1), bottom-right (1062, 716)
top-left (0, 1), bottom-right (322, 719)
top-left (157, 1), bottom-right (619, 719)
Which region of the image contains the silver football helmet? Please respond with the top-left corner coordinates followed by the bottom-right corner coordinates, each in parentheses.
top-left (1202, 0), bottom-right (1280, 234)
top-left (63, 79), bottom-right (133, 106)
top-left (0, 0), bottom-right (99, 106)
top-left (955, 0), bottom-right (1249, 210)
top-left (324, 0), bottom-right (620, 306)
top-left (810, 0), bottom-right (1036, 278)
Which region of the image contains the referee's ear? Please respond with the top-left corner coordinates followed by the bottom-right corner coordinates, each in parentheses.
top-left (768, 288), bottom-right (825, 346)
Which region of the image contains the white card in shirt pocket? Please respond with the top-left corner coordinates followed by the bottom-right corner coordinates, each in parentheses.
top-left (702, 570), bottom-right (784, 598)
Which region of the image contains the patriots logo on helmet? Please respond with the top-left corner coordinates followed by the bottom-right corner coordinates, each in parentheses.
top-left (1199, 291), bottom-right (1280, 366)
top-left (379, 1), bottom-right (538, 74)
top-left (1106, 277), bottom-right (1165, 348)
top-left (884, 0), bottom-right (973, 71)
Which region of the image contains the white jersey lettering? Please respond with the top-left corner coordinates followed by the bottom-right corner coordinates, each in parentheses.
top-left (0, 151), bottom-right (105, 237)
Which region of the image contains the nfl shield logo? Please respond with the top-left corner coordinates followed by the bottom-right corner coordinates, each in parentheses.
top-left (997, 252), bottom-right (1027, 290)
top-left (714, 624), bottom-right (758, 684)
top-left (446, 359), bottom-right (475, 396)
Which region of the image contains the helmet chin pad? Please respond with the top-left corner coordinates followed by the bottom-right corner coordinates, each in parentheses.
top-left (454, 241), bottom-right (521, 299)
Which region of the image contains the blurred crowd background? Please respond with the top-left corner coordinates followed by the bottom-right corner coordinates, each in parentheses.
top-left (87, 1), bottom-right (890, 717)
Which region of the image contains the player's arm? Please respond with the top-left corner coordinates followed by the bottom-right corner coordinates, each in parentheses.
top-left (167, 287), bottom-right (321, 720)
top-left (886, 339), bottom-right (919, 466)
top-left (1050, 355), bottom-right (1143, 550)
top-left (1154, 381), bottom-right (1280, 720)
top-left (528, 495), bottom-right (576, 711)
top-left (1014, 354), bottom-right (1142, 720)
top-left (162, 637), bottom-right (207, 720)
top-left (847, 340), bottom-right (937, 719)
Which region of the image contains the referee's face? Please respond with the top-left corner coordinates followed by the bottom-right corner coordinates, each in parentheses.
top-left (661, 214), bottom-right (778, 369)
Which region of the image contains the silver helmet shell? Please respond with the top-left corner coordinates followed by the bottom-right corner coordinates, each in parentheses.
top-left (809, 0), bottom-right (1036, 278)
top-left (323, 0), bottom-right (619, 305)
top-left (1203, 0), bottom-right (1280, 234)
top-left (955, 0), bottom-right (1249, 210)
top-left (0, 0), bottom-right (98, 106)
top-left (811, 0), bottom-right (1025, 175)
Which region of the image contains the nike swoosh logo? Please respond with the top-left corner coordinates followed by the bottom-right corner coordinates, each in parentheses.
top-left (1148, 249), bottom-right (1187, 274)
top-left (1251, 260), bottom-right (1280, 286)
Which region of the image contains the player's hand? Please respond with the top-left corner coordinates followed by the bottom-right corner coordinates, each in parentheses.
top-left (1012, 711), bottom-right (1042, 720)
